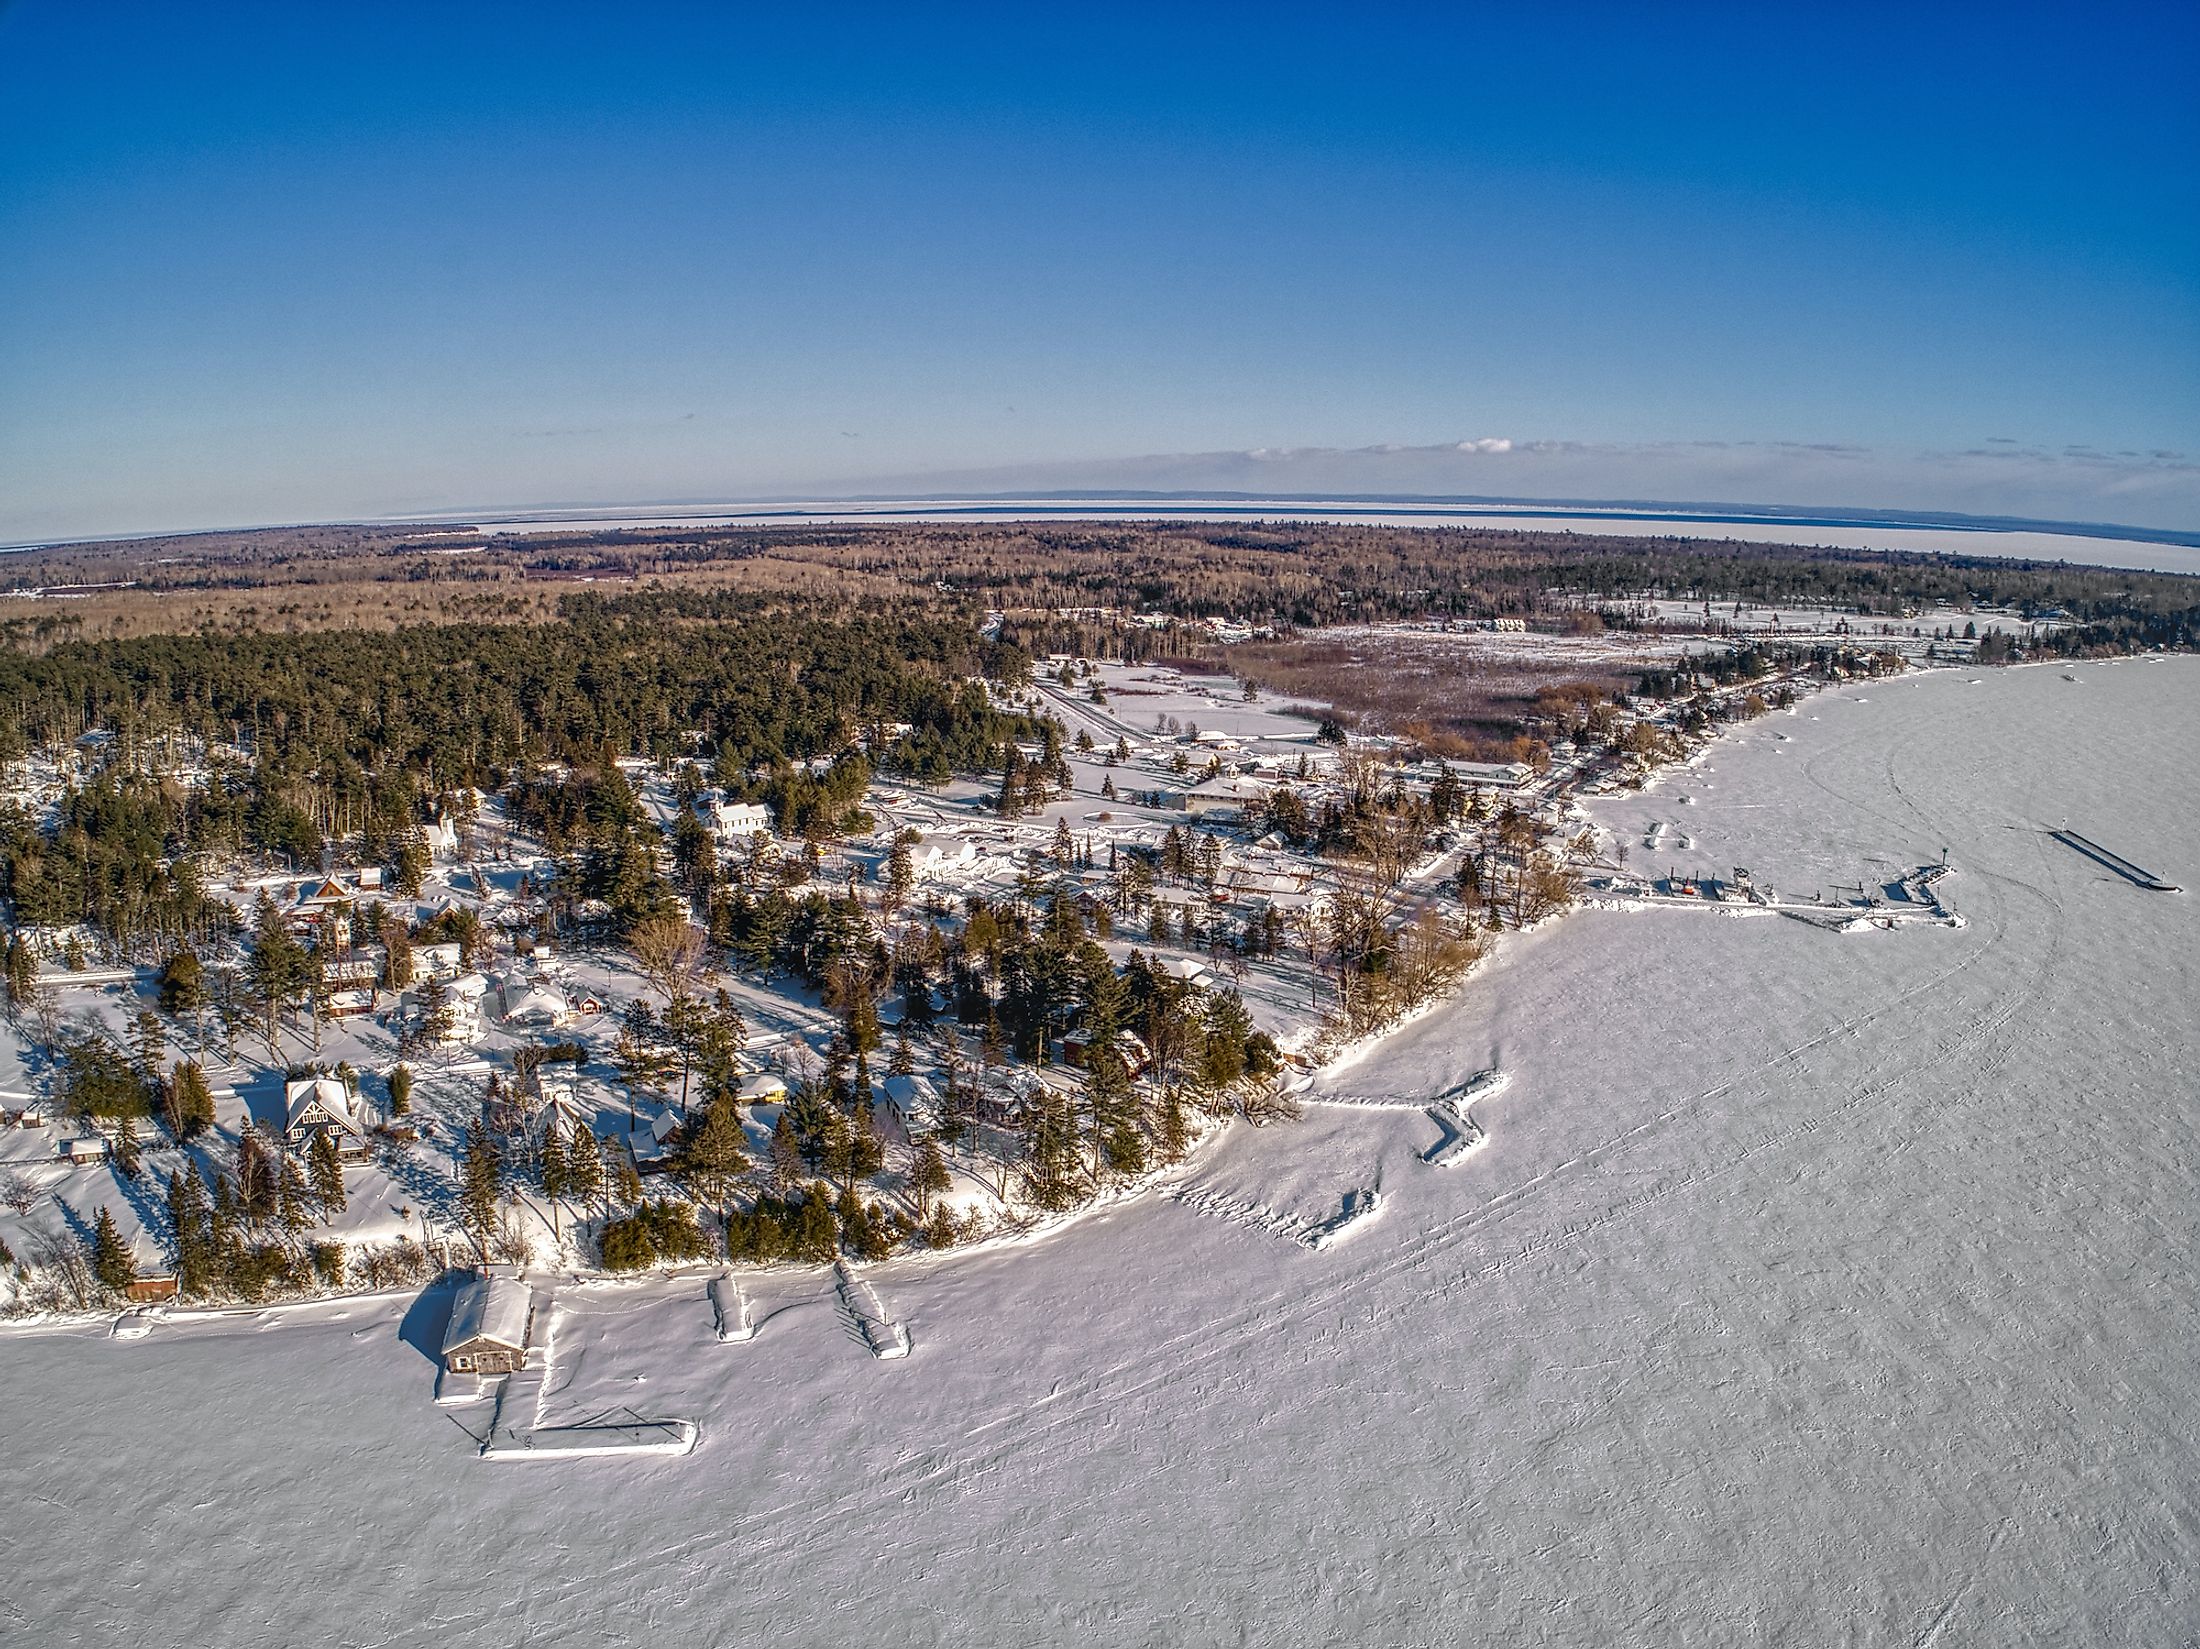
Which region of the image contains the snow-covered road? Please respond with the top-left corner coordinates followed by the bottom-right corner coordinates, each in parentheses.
top-left (5, 657), bottom-right (2195, 1647)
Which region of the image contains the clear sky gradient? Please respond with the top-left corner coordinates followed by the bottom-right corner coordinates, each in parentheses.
top-left (2, 2), bottom-right (2196, 541)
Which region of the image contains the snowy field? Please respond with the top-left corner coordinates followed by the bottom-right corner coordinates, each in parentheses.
top-left (5, 658), bottom-right (2196, 1646)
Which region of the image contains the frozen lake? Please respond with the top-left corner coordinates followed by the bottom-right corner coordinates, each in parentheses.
top-left (6, 658), bottom-right (2196, 1647)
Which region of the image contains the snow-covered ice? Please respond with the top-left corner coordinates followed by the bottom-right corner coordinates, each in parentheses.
top-left (3, 657), bottom-right (2196, 1645)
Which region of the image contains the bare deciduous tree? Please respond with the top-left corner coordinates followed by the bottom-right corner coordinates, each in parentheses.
top-left (628, 915), bottom-right (706, 1007)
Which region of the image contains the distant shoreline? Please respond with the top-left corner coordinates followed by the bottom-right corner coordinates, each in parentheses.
top-left (9, 495), bottom-right (2198, 571)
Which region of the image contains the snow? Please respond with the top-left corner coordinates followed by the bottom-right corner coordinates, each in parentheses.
top-left (2, 657), bottom-right (2196, 1643)
top-left (441, 1274), bottom-right (530, 1359)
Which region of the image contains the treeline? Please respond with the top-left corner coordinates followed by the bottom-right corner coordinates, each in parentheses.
top-left (0, 610), bottom-right (1042, 948)
top-left (0, 609), bottom-right (1023, 776)
top-left (14, 520), bottom-right (2198, 653)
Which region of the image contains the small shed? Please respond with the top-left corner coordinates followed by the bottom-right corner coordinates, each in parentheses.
top-left (441, 1275), bottom-right (532, 1376)
top-left (736, 1071), bottom-right (789, 1105)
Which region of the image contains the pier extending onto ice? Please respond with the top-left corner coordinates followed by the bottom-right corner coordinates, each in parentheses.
top-left (2052, 829), bottom-right (2181, 892)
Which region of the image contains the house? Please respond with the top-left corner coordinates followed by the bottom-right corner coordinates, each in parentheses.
top-left (55, 1135), bottom-right (109, 1166)
top-left (698, 794), bottom-right (773, 841)
top-left (499, 978), bottom-right (571, 1029)
top-left (630, 1106), bottom-right (684, 1174)
top-left (124, 1275), bottom-right (180, 1305)
top-left (283, 1076), bottom-right (373, 1160)
top-left (441, 1275), bottom-right (532, 1376)
top-left (1442, 759), bottom-right (1533, 792)
top-left (912, 834), bottom-right (979, 879)
top-left (322, 952), bottom-right (382, 988)
top-left (878, 1072), bottom-right (940, 1125)
top-left (415, 941), bottom-right (464, 980)
top-left (1180, 776), bottom-right (1270, 821)
top-left (294, 875), bottom-right (349, 912)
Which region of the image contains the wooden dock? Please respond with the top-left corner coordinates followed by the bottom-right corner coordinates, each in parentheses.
top-left (2051, 830), bottom-right (2181, 893)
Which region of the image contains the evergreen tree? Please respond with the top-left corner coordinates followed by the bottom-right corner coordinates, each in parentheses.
top-left (307, 1130), bottom-right (346, 1216)
top-left (278, 1154), bottom-right (313, 1235)
top-left (1157, 1088), bottom-right (1191, 1163)
top-left (794, 1187), bottom-right (839, 1261)
top-left (388, 1062), bottom-right (413, 1115)
top-left (564, 1122), bottom-right (605, 1221)
top-left (172, 1059), bottom-right (217, 1138)
top-left (412, 970), bottom-right (456, 1049)
top-left (843, 1097), bottom-right (885, 1192)
top-left (613, 1151), bottom-right (643, 1210)
top-left (3, 934), bottom-right (37, 1010)
top-left (1020, 1092), bottom-right (1086, 1211)
top-left (91, 1206), bottom-right (134, 1294)
top-left (540, 1123), bottom-right (570, 1204)
top-left (909, 1135), bottom-right (952, 1220)
top-left (682, 1098), bottom-right (753, 1222)
top-left (1200, 989), bottom-right (1254, 1091)
top-left (768, 1110), bottom-right (804, 1194)
top-left (167, 1169), bottom-right (213, 1296)
top-left (458, 1127), bottom-right (504, 1260)
top-left (157, 945), bottom-right (205, 1016)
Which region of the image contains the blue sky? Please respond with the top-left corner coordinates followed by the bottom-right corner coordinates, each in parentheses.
top-left (2, 2), bottom-right (2196, 540)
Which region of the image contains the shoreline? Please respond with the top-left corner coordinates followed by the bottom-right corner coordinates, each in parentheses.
top-left (3, 653), bottom-right (2156, 1338)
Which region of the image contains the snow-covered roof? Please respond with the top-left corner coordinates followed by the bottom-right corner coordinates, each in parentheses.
top-left (737, 1072), bottom-right (788, 1101)
top-left (284, 1076), bottom-right (363, 1138)
top-left (444, 1275), bottom-right (530, 1355)
top-left (501, 982), bottom-right (569, 1024)
top-left (880, 1073), bottom-right (939, 1109)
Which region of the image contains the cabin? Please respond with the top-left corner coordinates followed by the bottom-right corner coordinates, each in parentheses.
top-left (283, 1076), bottom-right (372, 1161)
top-left (441, 1275), bottom-right (532, 1376)
top-left (1060, 1029), bottom-right (1153, 1078)
top-left (736, 1071), bottom-right (789, 1105)
top-left (124, 1274), bottom-right (180, 1305)
top-left (55, 1135), bottom-right (109, 1166)
top-left (1157, 956), bottom-right (1213, 989)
